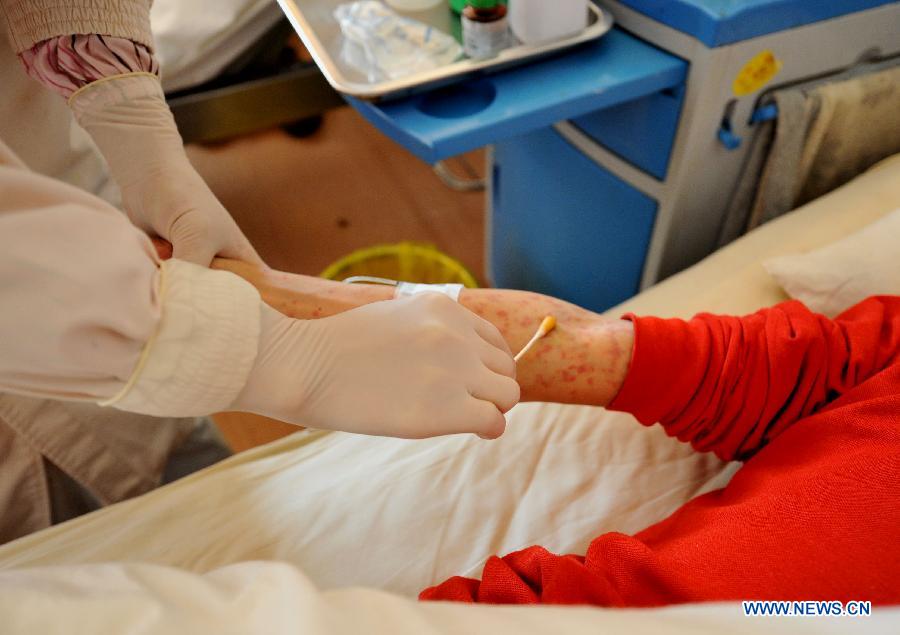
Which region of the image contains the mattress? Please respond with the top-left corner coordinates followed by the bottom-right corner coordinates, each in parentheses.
top-left (1, 154), bottom-right (899, 633)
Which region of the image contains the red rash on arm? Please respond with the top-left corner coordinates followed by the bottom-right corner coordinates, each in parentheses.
top-left (459, 289), bottom-right (633, 406)
top-left (211, 259), bottom-right (633, 407)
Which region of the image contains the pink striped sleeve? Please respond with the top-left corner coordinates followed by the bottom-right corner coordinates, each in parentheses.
top-left (20, 35), bottom-right (160, 99)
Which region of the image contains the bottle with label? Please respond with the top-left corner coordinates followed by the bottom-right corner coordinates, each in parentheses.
top-left (450, 0), bottom-right (506, 14)
top-left (461, 0), bottom-right (509, 60)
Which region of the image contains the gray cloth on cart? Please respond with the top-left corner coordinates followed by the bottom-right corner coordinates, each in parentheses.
top-left (719, 62), bottom-right (900, 245)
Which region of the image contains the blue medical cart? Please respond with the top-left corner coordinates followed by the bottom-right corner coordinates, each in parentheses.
top-left (348, 0), bottom-right (900, 312)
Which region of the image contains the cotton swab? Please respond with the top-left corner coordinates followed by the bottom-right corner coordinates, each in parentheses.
top-left (514, 316), bottom-right (557, 362)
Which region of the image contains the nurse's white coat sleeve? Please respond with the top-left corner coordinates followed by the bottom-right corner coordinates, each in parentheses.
top-left (0, 0), bottom-right (153, 53)
top-left (0, 142), bottom-right (260, 416)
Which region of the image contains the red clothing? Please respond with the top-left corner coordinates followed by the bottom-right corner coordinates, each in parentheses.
top-left (422, 298), bottom-right (900, 606)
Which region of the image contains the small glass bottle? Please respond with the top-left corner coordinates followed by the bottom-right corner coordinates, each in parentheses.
top-left (462, 0), bottom-right (509, 60)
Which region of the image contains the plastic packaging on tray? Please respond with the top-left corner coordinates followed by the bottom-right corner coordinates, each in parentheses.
top-left (335, 1), bottom-right (463, 82)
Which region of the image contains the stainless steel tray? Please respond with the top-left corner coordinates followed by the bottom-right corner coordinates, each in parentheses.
top-left (276, 1), bottom-right (614, 101)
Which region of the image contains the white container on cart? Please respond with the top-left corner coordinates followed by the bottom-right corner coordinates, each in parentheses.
top-left (509, 0), bottom-right (588, 45)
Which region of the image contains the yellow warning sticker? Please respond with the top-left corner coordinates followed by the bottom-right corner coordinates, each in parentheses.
top-left (733, 50), bottom-right (783, 97)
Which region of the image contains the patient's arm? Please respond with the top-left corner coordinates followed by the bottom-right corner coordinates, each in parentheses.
top-left (206, 256), bottom-right (900, 460)
top-left (210, 259), bottom-right (634, 407)
top-left (211, 258), bottom-right (900, 455)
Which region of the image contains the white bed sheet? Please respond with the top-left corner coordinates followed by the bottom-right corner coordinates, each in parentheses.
top-left (1, 154), bottom-right (899, 632)
top-left (3, 561), bottom-right (896, 635)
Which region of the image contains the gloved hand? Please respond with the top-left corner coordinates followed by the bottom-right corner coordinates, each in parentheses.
top-left (232, 295), bottom-right (520, 439)
top-left (69, 73), bottom-right (262, 267)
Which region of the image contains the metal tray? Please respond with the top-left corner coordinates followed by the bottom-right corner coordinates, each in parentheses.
top-left (276, 1), bottom-right (614, 101)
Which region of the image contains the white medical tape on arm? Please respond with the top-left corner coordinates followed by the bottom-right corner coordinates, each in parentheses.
top-left (394, 282), bottom-right (464, 302)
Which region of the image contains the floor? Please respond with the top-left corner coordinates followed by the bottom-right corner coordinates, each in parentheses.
top-left (187, 106), bottom-right (487, 279)
top-left (188, 106), bottom-right (488, 452)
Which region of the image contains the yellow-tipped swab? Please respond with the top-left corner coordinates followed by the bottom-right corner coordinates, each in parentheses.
top-left (514, 316), bottom-right (557, 362)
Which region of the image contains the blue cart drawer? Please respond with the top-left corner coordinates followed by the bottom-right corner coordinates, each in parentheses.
top-left (490, 126), bottom-right (657, 313)
top-left (570, 84), bottom-right (685, 179)
top-left (348, 28), bottom-right (687, 164)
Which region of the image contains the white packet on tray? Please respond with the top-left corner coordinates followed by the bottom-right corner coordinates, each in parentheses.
top-left (335, 1), bottom-right (463, 82)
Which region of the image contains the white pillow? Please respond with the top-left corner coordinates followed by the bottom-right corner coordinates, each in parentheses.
top-left (763, 208), bottom-right (900, 317)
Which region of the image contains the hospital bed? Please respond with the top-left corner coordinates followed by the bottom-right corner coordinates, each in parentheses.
top-left (1, 153), bottom-right (898, 632)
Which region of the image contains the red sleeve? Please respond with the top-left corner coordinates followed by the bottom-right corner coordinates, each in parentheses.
top-left (607, 297), bottom-right (900, 460)
top-left (422, 297), bottom-right (900, 607)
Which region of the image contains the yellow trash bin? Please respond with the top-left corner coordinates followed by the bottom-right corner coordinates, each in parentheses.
top-left (320, 242), bottom-right (479, 288)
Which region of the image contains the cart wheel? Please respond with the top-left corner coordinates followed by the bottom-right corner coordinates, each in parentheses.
top-left (282, 115), bottom-right (324, 138)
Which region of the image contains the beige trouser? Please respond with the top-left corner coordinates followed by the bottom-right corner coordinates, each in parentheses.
top-left (0, 394), bottom-right (231, 544)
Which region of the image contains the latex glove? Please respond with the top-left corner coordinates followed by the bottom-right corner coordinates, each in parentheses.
top-left (69, 73), bottom-right (262, 267)
top-left (232, 295), bottom-right (520, 439)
